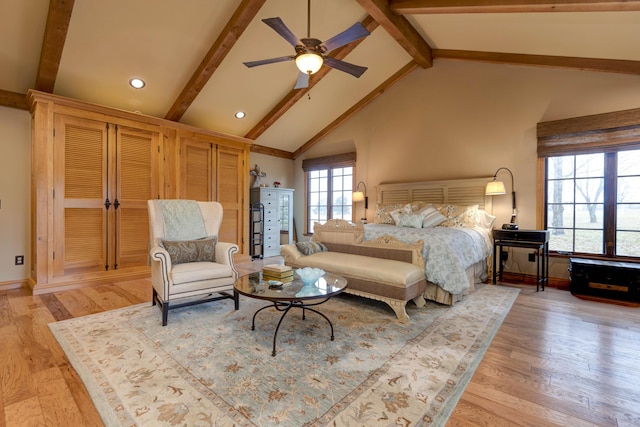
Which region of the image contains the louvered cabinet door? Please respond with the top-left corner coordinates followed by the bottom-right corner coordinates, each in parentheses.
top-left (180, 137), bottom-right (214, 201)
top-left (53, 114), bottom-right (109, 277)
top-left (114, 125), bottom-right (160, 269)
top-left (217, 145), bottom-right (244, 246)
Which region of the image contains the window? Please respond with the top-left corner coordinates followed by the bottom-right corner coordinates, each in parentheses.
top-left (306, 167), bottom-right (353, 232)
top-left (302, 153), bottom-right (356, 233)
top-left (546, 150), bottom-right (640, 257)
top-left (538, 108), bottom-right (640, 260)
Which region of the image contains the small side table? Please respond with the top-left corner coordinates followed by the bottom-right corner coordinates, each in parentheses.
top-left (493, 229), bottom-right (550, 291)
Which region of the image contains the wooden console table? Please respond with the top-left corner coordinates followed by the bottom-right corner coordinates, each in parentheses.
top-left (492, 229), bottom-right (550, 291)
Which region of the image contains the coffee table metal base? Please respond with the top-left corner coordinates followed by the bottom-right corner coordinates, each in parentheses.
top-left (251, 298), bottom-right (334, 357)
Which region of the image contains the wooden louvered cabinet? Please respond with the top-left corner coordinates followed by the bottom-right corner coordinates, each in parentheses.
top-left (29, 90), bottom-right (250, 293)
top-left (30, 92), bottom-right (161, 292)
top-left (52, 114), bottom-right (159, 277)
top-left (178, 135), bottom-right (246, 253)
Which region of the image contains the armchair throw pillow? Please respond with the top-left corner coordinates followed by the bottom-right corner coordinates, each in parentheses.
top-left (296, 241), bottom-right (328, 256)
top-left (161, 237), bottom-right (217, 265)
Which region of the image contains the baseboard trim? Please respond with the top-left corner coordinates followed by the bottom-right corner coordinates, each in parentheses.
top-left (0, 279), bottom-right (27, 291)
top-left (500, 271), bottom-right (570, 290)
top-left (30, 271), bottom-right (151, 295)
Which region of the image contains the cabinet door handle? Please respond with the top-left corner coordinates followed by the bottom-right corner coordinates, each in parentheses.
top-left (104, 198), bottom-right (111, 209)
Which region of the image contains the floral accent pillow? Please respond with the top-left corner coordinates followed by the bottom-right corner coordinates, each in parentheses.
top-left (389, 203), bottom-right (412, 225)
top-left (373, 203), bottom-right (406, 224)
top-left (161, 237), bottom-right (217, 265)
top-left (397, 213), bottom-right (424, 228)
top-left (410, 201), bottom-right (428, 212)
top-left (438, 204), bottom-right (479, 228)
top-left (296, 241), bottom-right (328, 255)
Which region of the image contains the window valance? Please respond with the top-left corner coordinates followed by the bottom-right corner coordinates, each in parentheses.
top-left (537, 107), bottom-right (640, 157)
top-left (302, 152), bottom-right (356, 172)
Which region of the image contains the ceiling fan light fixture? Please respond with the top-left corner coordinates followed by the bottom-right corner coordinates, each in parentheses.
top-left (295, 52), bottom-right (323, 75)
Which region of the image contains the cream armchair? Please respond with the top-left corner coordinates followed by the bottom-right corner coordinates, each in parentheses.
top-left (148, 200), bottom-right (239, 326)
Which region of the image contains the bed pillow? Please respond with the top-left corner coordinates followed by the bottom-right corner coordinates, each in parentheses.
top-left (418, 207), bottom-right (447, 228)
top-left (373, 203), bottom-right (406, 224)
top-left (397, 213), bottom-right (425, 228)
top-left (296, 241), bottom-right (328, 255)
top-left (438, 204), bottom-right (479, 227)
top-left (475, 209), bottom-right (497, 229)
top-left (389, 203), bottom-right (412, 224)
top-left (160, 237), bottom-right (217, 265)
top-left (410, 201), bottom-right (428, 212)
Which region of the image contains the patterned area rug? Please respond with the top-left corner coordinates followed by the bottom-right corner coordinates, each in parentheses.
top-left (49, 284), bottom-right (519, 426)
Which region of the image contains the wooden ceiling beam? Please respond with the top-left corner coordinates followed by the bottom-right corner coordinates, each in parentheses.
top-left (389, 0), bottom-right (640, 14)
top-left (249, 144), bottom-right (294, 159)
top-left (164, 0), bottom-right (266, 122)
top-left (243, 16), bottom-right (380, 141)
top-left (433, 49), bottom-right (640, 75)
top-left (356, 0), bottom-right (432, 68)
top-left (0, 89), bottom-right (28, 110)
top-left (293, 61), bottom-right (419, 159)
top-left (35, 0), bottom-right (75, 92)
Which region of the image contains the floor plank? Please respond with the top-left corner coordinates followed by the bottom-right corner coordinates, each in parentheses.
top-left (2, 258), bottom-right (640, 426)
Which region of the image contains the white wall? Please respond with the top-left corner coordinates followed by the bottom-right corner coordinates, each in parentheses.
top-left (295, 60), bottom-right (640, 279)
top-left (0, 106), bottom-right (31, 285)
top-left (249, 152), bottom-right (295, 190)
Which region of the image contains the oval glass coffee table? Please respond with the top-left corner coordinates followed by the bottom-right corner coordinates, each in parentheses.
top-left (234, 271), bottom-right (347, 356)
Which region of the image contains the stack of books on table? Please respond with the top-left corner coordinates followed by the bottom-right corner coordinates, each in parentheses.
top-left (262, 264), bottom-right (294, 283)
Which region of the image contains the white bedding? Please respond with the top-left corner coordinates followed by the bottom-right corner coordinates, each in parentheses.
top-left (363, 224), bottom-right (492, 294)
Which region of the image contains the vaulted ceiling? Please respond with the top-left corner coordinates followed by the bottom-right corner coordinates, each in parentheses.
top-left (3, 0), bottom-right (640, 159)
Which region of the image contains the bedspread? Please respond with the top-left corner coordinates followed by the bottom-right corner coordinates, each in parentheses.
top-left (364, 224), bottom-right (492, 294)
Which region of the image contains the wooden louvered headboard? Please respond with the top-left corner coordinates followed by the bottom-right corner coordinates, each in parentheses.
top-left (376, 177), bottom-right (494, 213)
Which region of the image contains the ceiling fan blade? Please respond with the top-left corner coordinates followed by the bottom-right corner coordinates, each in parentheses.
top-left (243, 56), bottom-right (294, 68)
top-left (322, 22), bottom-right (370, 53)
top-left (294, 72), bottom-right (309, 89)
top-left (262, 17), bottom-right (300, 48)
top-left (323, 56), bottom-right (368, 78)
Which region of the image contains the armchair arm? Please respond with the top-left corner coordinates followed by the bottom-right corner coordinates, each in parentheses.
top-left (150, 245), bottom-right (172, 270)
top-left (149, 245), bottom-right (173, 297)
top-left (215, 241), bottom-right (239, 278)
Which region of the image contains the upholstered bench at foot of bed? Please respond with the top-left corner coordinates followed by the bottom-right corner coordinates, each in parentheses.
top-left (280, 242), bottom-right (427, 322)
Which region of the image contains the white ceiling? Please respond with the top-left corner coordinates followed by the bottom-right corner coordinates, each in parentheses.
top-left (2, 0), bottom-right (640, 156)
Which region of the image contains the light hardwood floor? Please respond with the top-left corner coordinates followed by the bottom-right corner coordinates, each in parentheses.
top-left (1, 257), bottom-right (639, 426)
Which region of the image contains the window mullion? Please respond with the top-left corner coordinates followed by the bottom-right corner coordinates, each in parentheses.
top-left (604, 153), bottom-right (617, 257)
top-left (327, 169), bottom-right (333, 218)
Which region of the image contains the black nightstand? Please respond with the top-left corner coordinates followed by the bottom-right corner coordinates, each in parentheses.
top-left (492, 229), bottom-right (550, 291)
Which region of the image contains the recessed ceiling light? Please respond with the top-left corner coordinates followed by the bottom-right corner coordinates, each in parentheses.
top-left (129, 78), bottom-right (146, 89)
top-left (235, 111), bottom-right (246, 119)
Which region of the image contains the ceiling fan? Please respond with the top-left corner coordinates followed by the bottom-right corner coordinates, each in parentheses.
top-left (243, 0), bottom-right (370, 89)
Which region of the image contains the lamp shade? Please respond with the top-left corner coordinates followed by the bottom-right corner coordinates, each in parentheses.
top-left (352, 191), bottom-right (365, 202)
top-left (485, 180), bottom-right (506, 196)
top-left (295, 52), bottom-right (323, 74)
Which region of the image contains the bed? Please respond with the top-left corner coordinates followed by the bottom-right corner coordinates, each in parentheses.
top-left (364, 177), bottom-right (495, 305)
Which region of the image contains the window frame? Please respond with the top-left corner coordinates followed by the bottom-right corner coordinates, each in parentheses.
top-left (537, 108), bottom-right (640, 262)
top-left (301, 153), bottom-right (357, 235)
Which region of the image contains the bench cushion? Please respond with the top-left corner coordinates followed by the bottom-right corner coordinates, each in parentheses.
top-left (285, 251), bottom-right (423, 288)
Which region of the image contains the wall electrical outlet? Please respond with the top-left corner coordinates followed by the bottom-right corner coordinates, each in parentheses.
top-left (15, 255), bottom-right (24, 265)
top-left (528, 253), bottom-right (536, 262)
